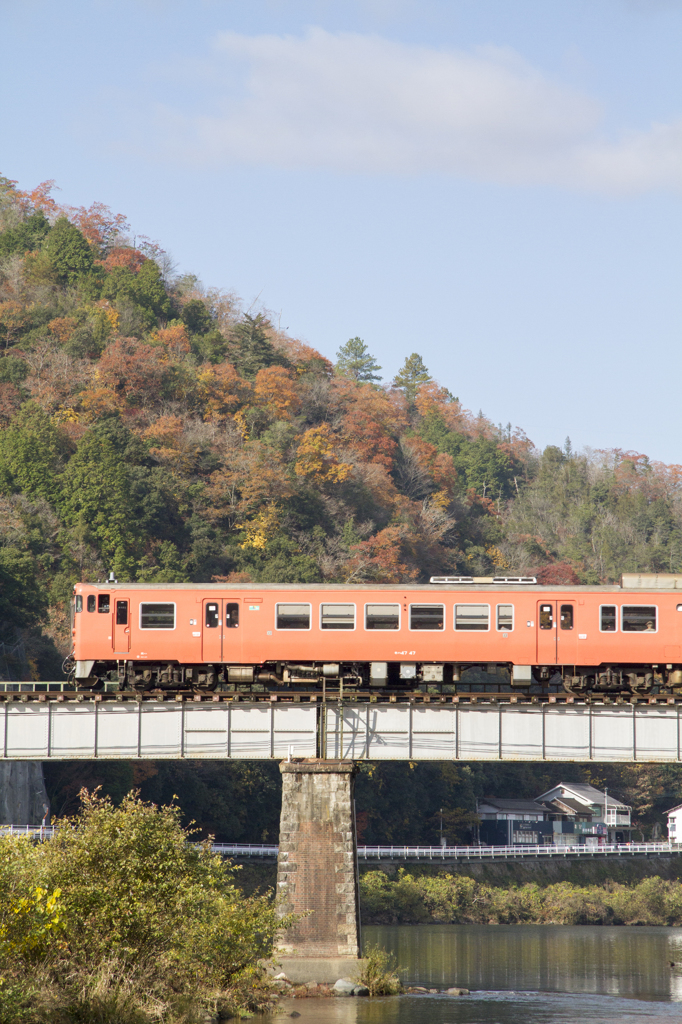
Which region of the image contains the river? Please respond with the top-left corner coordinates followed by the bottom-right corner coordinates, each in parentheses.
top-left (265, 925), bottom-right (682, 1022)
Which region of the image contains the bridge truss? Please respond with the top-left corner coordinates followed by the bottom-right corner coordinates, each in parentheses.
top-left (3, 698), bottom-right (682, 760)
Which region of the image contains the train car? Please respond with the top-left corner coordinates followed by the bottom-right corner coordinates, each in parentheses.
top-left (70, 573), bottom-right (682, 698)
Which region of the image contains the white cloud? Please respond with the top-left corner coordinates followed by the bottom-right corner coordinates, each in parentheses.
top-left (150, 28), bottom-right (682, 193)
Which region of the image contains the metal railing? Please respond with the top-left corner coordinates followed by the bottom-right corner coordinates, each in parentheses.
top-left (357, 841), bottom-right (682, 859)
top-left (2, 829), bottom-right (679, 860)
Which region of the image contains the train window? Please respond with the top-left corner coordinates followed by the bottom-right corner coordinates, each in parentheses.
top-left (75, 595), bottom-right (83, 613)
top-left (87, 595), bottom-right (96, 613)
top-left (205, 603), bottom-right (219, 628)
top-left (560, 605), bottom-right (573, 630)
top-left (496, 604), bottom-right (514, 631)
top-left (454, 604), bottom-right (490, 631)
top-left (622, 606), bottom-right (657, 632)
top-left (600, 605), bottom-right (617, 631)
top-left (409, 604), bottom-right (444, 630)
top-left (140, 603), bottom-right (176, 629)
top-left (539, 605), bottom-right (553, 630)
top-left (365, 604), bottom-right (400, 630)
top-left (276, 603), bottom-right (311, 630)
top-left (115, 601), bottom-right (128, 625)
top-left (225, 602), bottom-right (239, 628)
top-left (98, 594), bottom-right (110, 614)
top-left (321, 604), bottom-right (355, 630)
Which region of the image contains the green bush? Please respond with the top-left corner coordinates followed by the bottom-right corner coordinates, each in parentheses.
top-left (359, 869), bottom-right (682, 927)
top-left (358, 945), bottom-right (402, 996)
top-left (0, 790), bottom-right (283, 1023)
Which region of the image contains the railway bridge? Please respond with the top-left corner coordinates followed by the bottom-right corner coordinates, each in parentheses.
top-left (3, 693), bottom-right (679, 983)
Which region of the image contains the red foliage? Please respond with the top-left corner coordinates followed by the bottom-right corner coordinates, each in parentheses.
top-left (98, 337), bottom-right (166, 406)
top-left (0, 383), bottom-right (21, 423)
top-left (534, 563), bottom-right (581, 586)
top-left (98, 247), bottom-right (148, 273)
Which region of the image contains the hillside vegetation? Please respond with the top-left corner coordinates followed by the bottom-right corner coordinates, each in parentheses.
top-left (2, 174), bottom-right (682, 676)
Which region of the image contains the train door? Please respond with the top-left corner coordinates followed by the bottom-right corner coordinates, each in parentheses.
top-left (202, 599), bottom-right (223, 662)
top-left (222, 601), bottom-right (240, 660)
top-left (113, 598), bottom-right (131, 655)
top-left (556, 602), bottom-right (578, 667)
top-left (536, 601), bottom-right (557, 664)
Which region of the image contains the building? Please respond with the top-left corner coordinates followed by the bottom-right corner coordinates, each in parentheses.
top-left (477, 782), bottom-right (632, 847)
top-left (666, 804), bottom-right (682, 842)
top-left (536, 783), bottom-right (632, 844)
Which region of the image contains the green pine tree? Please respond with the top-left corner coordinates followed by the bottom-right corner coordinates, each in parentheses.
top-left (335, 337), bottom-right (382, 382)
top-left (231, 313), bottom-right (281, 379)
top-left (392, 353), bottom-right (432, 402)
top-left (45, 217), bottom-right (94, 282)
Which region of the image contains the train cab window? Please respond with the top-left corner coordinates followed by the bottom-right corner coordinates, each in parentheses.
top-left (560, 605), bottom-right (573, 630)
top-left (140, 603), bottom-right (176, 629)
top-left (622, 606), bottom-right (657, 632)
top-left (496, 604), bottom-right (514, 631)
top-left (409, 604), bottom-right (444, 630)
top-left (205, 603), bottom-right (219, 628)
top-left (75, 595), bottom-right (83, 613)
top-left (321, 604), bottom-right (355, 630)
top-left (365, 604), bottom-right (400, 630)
top-left (225, 602), bottom-right (239, 628)
top-left (539, 605), bottom-right (553, 630)
top-left (98, 594), bottom-right (110, 614)
top-left (115, 601), bottom-right (128, 625)
top-left (600, 605), bottom-right (617, 631)
top-left (454, 604), bottom-right (490, 631)
top-left (87, 595), bottom-right (96, 613)
top-left (276, 603), bottom-right (311, 630)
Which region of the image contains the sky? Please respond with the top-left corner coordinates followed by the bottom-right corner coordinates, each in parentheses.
top-left (1, 0), bottom-right (681, 461)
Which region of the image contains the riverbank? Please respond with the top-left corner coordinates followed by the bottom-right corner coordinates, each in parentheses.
top-left (360, 869), bottom-right (682, 925)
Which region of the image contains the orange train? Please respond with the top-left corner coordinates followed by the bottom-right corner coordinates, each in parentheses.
top-left (69, 573), bottom-right (682, 698)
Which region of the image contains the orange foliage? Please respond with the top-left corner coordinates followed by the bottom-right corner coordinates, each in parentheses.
top-left (206, 442), bottom-right (294, 523)
top-left (340, 384), bottom-right (406, 468)
top-left (198, 362), bottom-right (251, 422)
top-left (150, 324), bottom-right (190, 358)
top-left (8, 178), bottom-right (60, 217)
top-left (77, 387), bottom-right (123, 422)
top-left (98, 247), bottom-right (147, 273)
top-left (48, 317), bottom-right (78, 343)
top-left (253, 366), bottom-right (301, 420)
top-left (0, 301), bottom-right (30, 348)
top-left (346, 526), bottom-right (418, 583)
top-left (98, 337), bottom-right (166, 406)
top-left (295, 423), bottom-right (352, 484)
top-left (60, 201), bottom-right (129, 251)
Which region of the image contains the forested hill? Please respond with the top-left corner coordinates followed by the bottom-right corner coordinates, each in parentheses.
top-left (1, 174), bottom-right (682, 676)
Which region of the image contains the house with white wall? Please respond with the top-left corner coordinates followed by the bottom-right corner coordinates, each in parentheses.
top-left (666, 804), bottom-right (682, 842)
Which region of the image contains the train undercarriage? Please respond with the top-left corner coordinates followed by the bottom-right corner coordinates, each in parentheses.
top-left (71, 659), bottom-right (682, 700)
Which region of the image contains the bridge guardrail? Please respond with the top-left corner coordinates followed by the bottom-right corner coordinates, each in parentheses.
top-left (2, 829), bottom-right (680, 860)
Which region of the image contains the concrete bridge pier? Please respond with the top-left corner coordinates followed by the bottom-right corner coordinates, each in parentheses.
top-left (275, 759), bottom-right (363, 984)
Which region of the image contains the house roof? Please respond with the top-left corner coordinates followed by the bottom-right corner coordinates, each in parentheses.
top-left (478, 798), bottom-right (549, 813)
top-left (665, 804), bottom-right (682, 816)
top-left (536, 782), bottom-right (629, 810)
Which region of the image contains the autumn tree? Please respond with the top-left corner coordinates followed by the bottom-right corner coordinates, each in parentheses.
top-left (392, 352), bottom-right (432, 402)
top-left (335, 337), bottom-right (382, 383)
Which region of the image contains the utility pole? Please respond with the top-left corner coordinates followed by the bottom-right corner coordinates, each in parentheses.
top-left (439, 807), bottom-right (445, 847)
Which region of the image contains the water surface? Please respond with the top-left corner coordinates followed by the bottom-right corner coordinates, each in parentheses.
top-left (265, 924), bottom-right (682, 1024)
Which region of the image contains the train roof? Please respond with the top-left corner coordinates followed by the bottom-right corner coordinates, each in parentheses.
top-left (75, 581), bottom-right (666, 593)
top-left (74, 572), bottom-right (682, 593)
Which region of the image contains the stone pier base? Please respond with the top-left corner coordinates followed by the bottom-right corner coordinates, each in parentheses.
top-left (276, 759), bottom-right (362, 981)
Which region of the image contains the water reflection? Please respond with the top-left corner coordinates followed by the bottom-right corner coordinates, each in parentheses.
top-left (366, 923), bottom-right (682, 1001)
top-left (264, 925), bottom-right (682, 1024)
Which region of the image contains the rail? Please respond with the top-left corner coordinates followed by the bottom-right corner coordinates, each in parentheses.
top-left (2, 830), bottom-right (680, 859)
